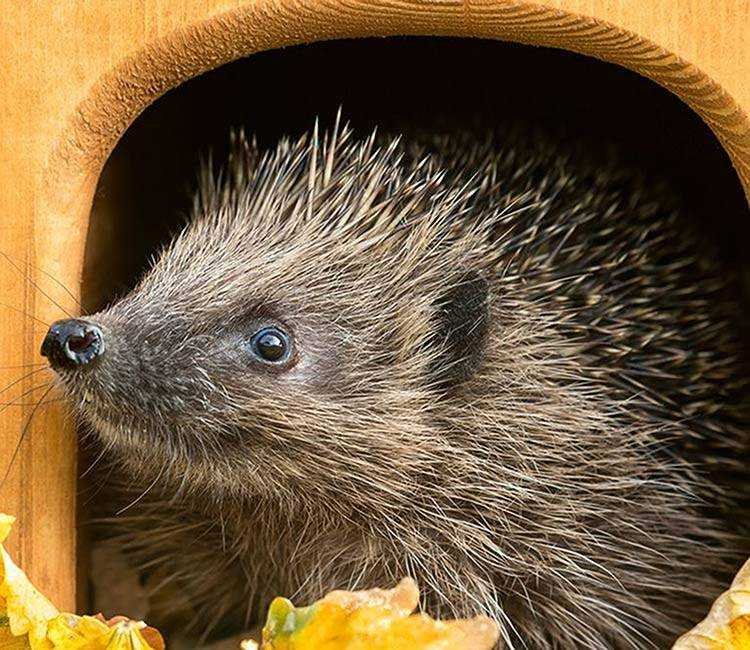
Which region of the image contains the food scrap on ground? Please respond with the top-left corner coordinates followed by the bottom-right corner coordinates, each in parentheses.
top-left (0, 513), bottom-right (498, 649)
top-left (242, 578), bottom-right (499, 650)
top-left (0, 513), bottom-right (164, 649)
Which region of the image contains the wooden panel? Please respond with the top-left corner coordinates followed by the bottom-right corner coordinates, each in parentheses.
top-left (1, 0), bottom-right (748, 611)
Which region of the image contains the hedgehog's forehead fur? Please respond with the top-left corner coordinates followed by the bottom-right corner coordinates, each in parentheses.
top-left (139, 125), bottom-right (502, 317)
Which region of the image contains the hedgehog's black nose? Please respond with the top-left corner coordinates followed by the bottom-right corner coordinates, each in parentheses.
top-left (41, 319), bottom-right (104, 369)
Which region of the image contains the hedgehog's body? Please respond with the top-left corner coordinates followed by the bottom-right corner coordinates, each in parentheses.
top-left (59, 124), bottom-right (748, 648)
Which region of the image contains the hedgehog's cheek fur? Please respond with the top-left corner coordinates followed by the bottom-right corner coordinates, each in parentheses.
top-left (76, 384), bottom-right (443, 507)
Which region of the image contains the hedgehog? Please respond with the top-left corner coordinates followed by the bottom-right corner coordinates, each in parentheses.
top-left (40, 120), bottom-right (750, 649)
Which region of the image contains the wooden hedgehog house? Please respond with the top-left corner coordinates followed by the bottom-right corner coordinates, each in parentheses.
top-left (0, 0), bottom-right (749, 617)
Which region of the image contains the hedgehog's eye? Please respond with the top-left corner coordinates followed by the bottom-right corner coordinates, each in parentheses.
top-left (248, 326), bottom-right (291, 364)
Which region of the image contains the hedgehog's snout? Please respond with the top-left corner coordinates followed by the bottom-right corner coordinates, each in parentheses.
top-left (41, 318), bottom-right (105, 370)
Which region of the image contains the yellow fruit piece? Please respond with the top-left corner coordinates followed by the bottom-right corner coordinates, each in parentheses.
top-left (673, 558), bottom-right (750, 649)
top-left (46, 615), bottom-right (110, 647)
top-left (0, 514), bottom-right (162, 650)
top-left (0, 515), bottom-right (57, 650)
top-left (254, 578), bottom-right (499, 650)
top-left (47, 615), bottom-right (164, 650)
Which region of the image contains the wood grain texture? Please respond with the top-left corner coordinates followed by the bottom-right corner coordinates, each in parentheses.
top-left (1, 0), bottom-right (748, 611)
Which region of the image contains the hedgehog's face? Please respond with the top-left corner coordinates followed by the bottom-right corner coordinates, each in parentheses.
top-left (41, 130), bottom-right (493, 507)
top-left (42, 239), bottom-right (488, 507)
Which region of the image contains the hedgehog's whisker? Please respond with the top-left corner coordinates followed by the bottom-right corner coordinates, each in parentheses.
top-left (0, 381), bottom-right (56, 410)
top-left (80, 441), bottom-right (114, 479)
top-left (0, 301), bottom-right (51, 328)
top-left (0, 251), bottom-right (75, 318)
top-left (0, 394), bottom-right (63, 407)
top-left (0, 250), bottom-right (81, 309)
top-left (0, 366), bottom-right (52, 398)
top-left (0, 382), bottom-right (56, 489)
top-left (116, 463), bottom-right (167, 516)
top-left (0, 363), bottom-right (46, 369)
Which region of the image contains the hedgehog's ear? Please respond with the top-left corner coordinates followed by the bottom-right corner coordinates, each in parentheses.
top-left (427, 270), bottom-right (490, 391)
